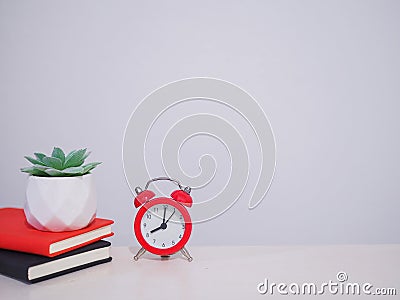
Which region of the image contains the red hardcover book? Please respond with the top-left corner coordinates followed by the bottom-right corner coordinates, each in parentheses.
top-left (0, 208), bottom-right (114, 257)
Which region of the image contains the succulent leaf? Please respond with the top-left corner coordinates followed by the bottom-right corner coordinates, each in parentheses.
top-left (34, 152), bottom-right (46, 162)
top-left (82, 162), bottom-right (101, 174)
top-left (42, 156), bottom-right (63, 170)
top-left (64, 149), bottom-right (86, 168)
top-left (52, 147), bottom-right (65, 164)
top-left (62, 166), bottom-right (84, 175)
top-left (24, 156), bottom-right (46, 166)
top-left (82, 151), bottom-right (91, 161)
top-left (21, 167), bottom-right (49, 177)
top-left (44, 168), bottom-right (65, 176)
top-left (31, 164), bottom-right (50, 171)
top-left (65, 149), bottom-right (77, 160)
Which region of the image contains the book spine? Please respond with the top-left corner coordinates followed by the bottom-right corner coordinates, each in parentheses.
top-left (0, 254), bottom-right (29, 283)
top-left (0, 233), bottom-right (51, 256)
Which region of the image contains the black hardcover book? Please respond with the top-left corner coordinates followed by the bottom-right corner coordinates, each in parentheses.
top-left (0, 240), bottom-right (112, 284)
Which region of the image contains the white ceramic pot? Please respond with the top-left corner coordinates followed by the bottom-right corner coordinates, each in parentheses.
top-left (24, 174), bottom-right (96, 232)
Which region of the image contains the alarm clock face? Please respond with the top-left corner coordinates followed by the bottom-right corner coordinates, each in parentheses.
top-left (134, 197), bottom-right (192, 256)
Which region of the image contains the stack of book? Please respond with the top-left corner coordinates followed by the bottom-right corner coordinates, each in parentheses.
top-left (0, 207), bottom-right (114, 284)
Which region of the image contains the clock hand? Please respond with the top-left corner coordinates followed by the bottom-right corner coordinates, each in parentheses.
top-left (150, 226), bottom-right (162, 234)
top-left (150, 208), bottom-right (173, 234)
top-left (150, 221), bottom-right (167, 234)
top-left (162, 206), bottom-right (166, 223)
top-left (165, 208), bottom-right (176, 224)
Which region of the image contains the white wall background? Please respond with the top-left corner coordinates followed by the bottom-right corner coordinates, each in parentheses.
top-left (1, 0), bottom-right (399, 246)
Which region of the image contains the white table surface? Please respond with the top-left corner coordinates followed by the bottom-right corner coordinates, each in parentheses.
top-left (1, 245), bottom-right (399, 300)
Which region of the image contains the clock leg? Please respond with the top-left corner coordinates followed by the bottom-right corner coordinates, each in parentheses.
top-left (180, 247), bottom-right (193, 262)
top-left (133, 247), bottom-right (146, 261)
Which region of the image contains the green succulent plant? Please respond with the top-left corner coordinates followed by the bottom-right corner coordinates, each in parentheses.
top-left (21, 147), bottom-right (101, 177)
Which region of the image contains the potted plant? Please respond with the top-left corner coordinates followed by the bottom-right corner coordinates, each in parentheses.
top-left (21, 147), bottom-right (101, 232)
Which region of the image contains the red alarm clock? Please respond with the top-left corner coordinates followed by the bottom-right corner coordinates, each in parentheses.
top-left (132, 177), bottom-right (193, 261)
